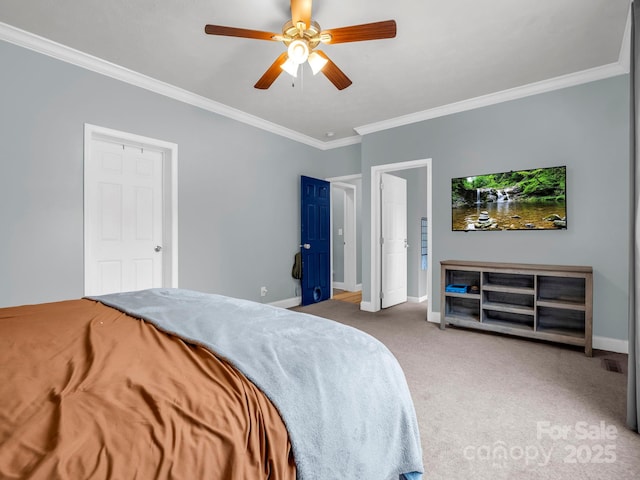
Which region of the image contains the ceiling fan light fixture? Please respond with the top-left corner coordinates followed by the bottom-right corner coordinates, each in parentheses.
top-left (281, 58), bottom-right (299, 77)
top-left (204, 0), bottom-right (397, 90)
top-left (287, 39), bottom-right (309, 64)
top-left (308, 51), bottom-right (328, 75)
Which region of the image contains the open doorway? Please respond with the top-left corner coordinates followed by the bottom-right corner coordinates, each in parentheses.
top-left (366, 159), bottom-right (432, 316)
top-left (327, 174), bottom-right (362, 299)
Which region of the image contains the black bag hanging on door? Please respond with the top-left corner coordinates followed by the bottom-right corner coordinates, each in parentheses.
top-left (291, 252), bottom-right (302, 280)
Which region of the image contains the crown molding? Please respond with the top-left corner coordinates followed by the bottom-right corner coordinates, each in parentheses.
top-left (319, 135), bottom-right (362, 149)
top-left (618, 2), bottom-right (632, 73)
top-left (0, 22), bottom-right (361, 151)
top-left (355, 60), bottom-right (628, 136)
top-left (1, 20), bottom-right (628, 148)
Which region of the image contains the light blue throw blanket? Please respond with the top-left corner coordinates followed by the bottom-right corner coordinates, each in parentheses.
top-left (89, 289), bottom-right (423, 480)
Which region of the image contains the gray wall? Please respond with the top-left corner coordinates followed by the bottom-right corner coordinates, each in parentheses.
top-left (0, 40), bottom-right (360, 307)
top-left (360, 76), bottom-right (630, 341)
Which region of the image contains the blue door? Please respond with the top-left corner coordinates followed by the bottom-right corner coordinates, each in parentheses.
top-left (301, 175), bottom-right (331, 306)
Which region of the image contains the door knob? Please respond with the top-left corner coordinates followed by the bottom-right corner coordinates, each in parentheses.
top-left (300, 243), bottom-right (311, 250)
top-left (154, 245), bottom-right (163, 252)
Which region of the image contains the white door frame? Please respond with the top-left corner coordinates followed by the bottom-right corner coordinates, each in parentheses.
top-left (83, 123), bottom-right (179, 293)
top-left (366, 159), bottom-right (432, 316)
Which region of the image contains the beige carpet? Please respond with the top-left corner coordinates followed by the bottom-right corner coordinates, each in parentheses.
top-left (292, 300), bottom-right (640, 480)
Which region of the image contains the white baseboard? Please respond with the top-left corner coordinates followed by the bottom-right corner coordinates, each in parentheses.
top-left (593, 336), bottom-right (629, 354)
top-left (269, 296), bottom-right (301, 309)
top-left (427, 311), bottom-right (441, 324)
top-left (361, 297), bottom-right (428, 311)
top-left (332, 282), bottom-right (362, 292)
top-left (408, 295), bottom-right (428, 304)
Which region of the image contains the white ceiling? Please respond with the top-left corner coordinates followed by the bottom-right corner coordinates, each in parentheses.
top-left (0, 0), bottom-right (631, 146)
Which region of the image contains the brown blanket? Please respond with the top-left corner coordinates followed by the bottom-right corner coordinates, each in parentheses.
top-left (0, 299), bottom-right (296, 479)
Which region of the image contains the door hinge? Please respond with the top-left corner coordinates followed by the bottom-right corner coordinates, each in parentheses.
top-left (380, 237), bottom-right (384, 245)
top-left (380, 181), bottom-right (384, 190)
top-left (380, 291), bottom-right (384, 299)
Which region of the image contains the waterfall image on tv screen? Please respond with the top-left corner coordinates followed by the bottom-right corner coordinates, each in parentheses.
top-left (451, 166), bottom-right (567, 231)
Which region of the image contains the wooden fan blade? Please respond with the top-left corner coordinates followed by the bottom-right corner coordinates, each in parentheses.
top-left (322, 20), bottom-right (396, 44)
top-left (291, 0), bottom-right (312, 28)
top-left (204, 24), bottom-right (279, 41)
top-left (315, 51), bottom-right (352, 90)
top-left (254, 52), bottom-right (289, 89)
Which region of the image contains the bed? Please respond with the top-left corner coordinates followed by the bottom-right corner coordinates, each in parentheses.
top-left (0, 288), bottom-right (423, 479)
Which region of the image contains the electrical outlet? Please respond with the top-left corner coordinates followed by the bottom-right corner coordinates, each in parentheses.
top-left (260, 286), bottom-right (268, 297)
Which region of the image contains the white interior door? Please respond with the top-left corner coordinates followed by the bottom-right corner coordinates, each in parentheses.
top-left (85, 139), bottom-right (164, 295)
top-left (381, 173), bottom-right (407, 308)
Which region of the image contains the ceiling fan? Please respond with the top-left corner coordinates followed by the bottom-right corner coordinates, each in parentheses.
top-left (204, 0), bottom-right (396, 90)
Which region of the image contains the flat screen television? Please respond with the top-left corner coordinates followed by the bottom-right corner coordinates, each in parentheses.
top-left (451, 165), bottom-right (566, 231)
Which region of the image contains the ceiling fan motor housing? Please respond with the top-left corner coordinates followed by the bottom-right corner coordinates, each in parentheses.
top-left (281, 20), bottom-right (322, 51)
